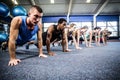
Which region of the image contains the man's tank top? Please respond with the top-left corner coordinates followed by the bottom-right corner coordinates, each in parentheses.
top-left (42, 25), bottom-right (63, 46)
top-left (16, 16), bottom-right (39, 45)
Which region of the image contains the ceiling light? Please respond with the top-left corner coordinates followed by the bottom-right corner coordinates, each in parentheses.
top-left (86, 0), bottom-right (91, 3)
top-left (12, 0), bottom-right (18, 5)
top-left (50, 0), bottom-right (54, 4)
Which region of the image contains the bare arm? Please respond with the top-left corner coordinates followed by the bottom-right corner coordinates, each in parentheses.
top-left (95, 32), bottom-right (98, 45)
top-left (37, 23), bottom-right (45, 57)
top-left (89, 31), bottom-right (93, 47)
top-left (62, 28), bottom-right (67, 51)
top-left (101, 31), bottom-right (105, 45)
top-left (46, 26), bottom-right (55, 55)
top-left (72, 30), bottom-right (78, 49)
top-left (97, 31), bottom-right (101, 46)
top-left (76, 30), bottom-right (80, 46)
top-left (83, 32), bottom-right (88, 47)
top-left (62, 28), bottom-right (71, 52)
top-left (95, 31), bottom-right (101, 46)
top-left (8, 17), bottom-right (21, 66)
top-left (72, 29), bottom-right (82, 49)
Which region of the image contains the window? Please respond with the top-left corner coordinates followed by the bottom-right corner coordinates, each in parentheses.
top-left (107, 21), bottom-right (117, 36)
top-left (97, 21), bottom-right (118, 37)
top-left (97, 22), bottom-right (106, 27)
top-left (70, 22), bottom-right (81, 28)
top-left (82, 22), bottom-right (92, 31)
top-left (43, 23), bottom-right (56, 32)
top-left (70, 22), bottom-right (92, 31)
top-left (97, 22), bottom-right (107, 30)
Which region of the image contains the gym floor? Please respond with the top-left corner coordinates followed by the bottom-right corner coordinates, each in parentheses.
top-left (0, 42), bottom-right (120, 80)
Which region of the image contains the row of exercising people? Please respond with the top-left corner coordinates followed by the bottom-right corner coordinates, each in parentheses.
top-left (2, 5), bottom-right (111, 66)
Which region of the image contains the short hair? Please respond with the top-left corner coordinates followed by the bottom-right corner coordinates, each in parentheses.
top-left (30, 5), bottom-right (43, 13)
top-left (108, 31), bottom-right (112, 35)
top-left (94, 27), bottom-right (101, 30)
top-left (70, 23), bottom-right (76, 27)
top-left (82, 25), bottom-right (88, 29)
top-left (58, 18), bottom-right (67, 24)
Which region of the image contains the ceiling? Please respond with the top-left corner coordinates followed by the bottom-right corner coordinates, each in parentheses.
top-left (0, 0), bottom-right (120, 16)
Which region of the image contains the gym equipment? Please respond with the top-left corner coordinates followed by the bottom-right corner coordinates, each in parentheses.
top-left (11, 6), bottom-right (27, 17)
top-left (0, 2), bottom-right (10, 17)
top-left (0, 33), bottom-right (8, 43)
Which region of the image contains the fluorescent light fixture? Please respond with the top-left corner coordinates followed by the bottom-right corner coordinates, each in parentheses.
top-left (86, 0), bottom-right (91, 3)
top-left (12, 0), bottom-right (18, 5)
top-left (50, 0), bottom-right (54, 4)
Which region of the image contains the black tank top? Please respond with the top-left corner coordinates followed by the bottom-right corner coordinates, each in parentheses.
top-left (51, 25), bottom-right (63, 41)
top-left (42, 25), bottom-right (63, 46)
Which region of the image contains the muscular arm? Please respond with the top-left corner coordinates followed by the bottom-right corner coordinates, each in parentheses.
top-left (8, 17), bottom-right (21, 66)
top-left (37, 23), bottom-right (43, 55)
top-left (62, 28), bottom-right (71, 52)
top-left (62, 28), bottom-right (67, 52)
top-left (72, 30), bottom-right (78, 49)
top-left (46, 26), bottom-right (54, 55)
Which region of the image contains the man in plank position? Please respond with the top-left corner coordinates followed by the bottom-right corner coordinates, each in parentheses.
top-left (8, 5), bottom-right (47, 66)
top-left (36, 18), bottom-right (71, 56)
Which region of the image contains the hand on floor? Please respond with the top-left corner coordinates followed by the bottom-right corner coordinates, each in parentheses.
top-left (76, 47), bottom-right (82, 50)
top-left (8, 59), bottom-right (21, 66)
top-left (64, 49), bottom-right (72, 52)
top-left (48, 52), bottom-right (55, 56)
top-left (39, 54), bottom-right (48, 58)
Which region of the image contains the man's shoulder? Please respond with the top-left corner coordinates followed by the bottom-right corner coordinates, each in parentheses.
top-left (46, 25), bottom-right (54, 33)
top-left (48, 25), bottom-right (55, 29)
top-left (12, 16), bottom-right (22, 22)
